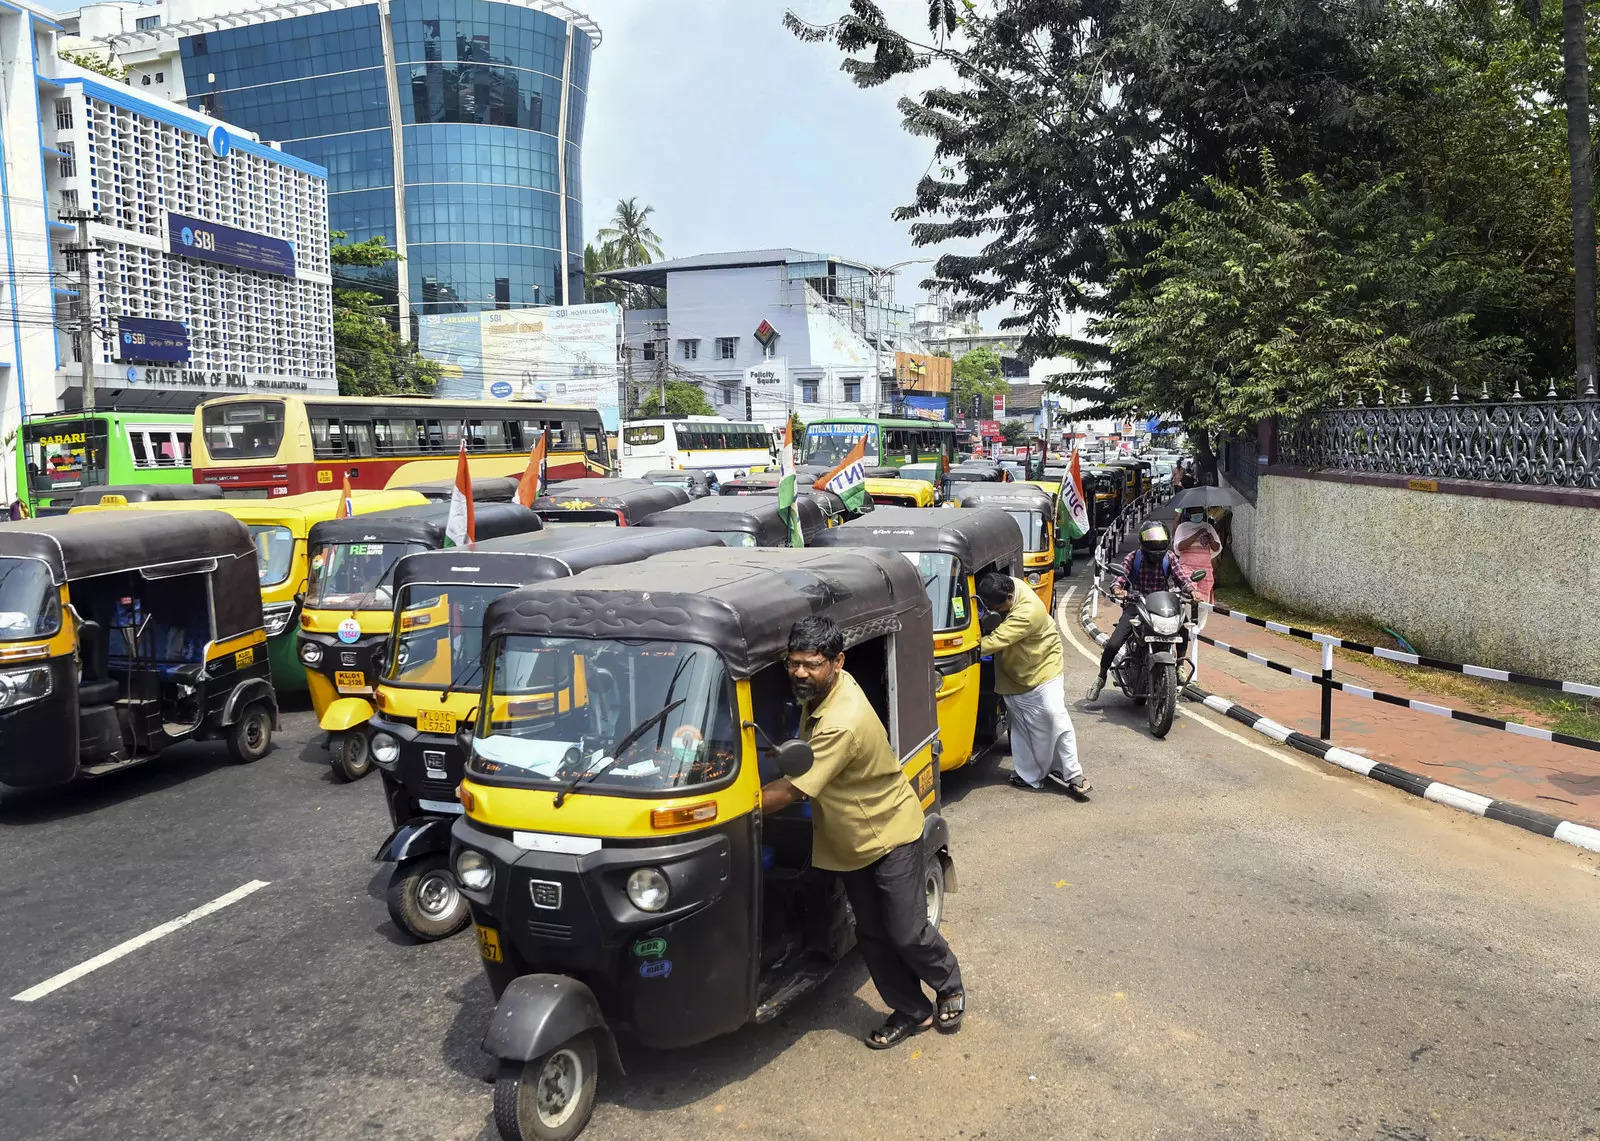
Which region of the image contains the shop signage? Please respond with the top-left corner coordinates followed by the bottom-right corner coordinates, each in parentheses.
top-left (124, 366), bottom-right (310, 392)
top-left (168, 212), bottom-right (295, 276)
top-left (116, 317), bottom-right (190, 364)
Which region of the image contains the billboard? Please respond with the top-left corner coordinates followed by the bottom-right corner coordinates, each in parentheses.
top-left (168, 213), bottom-right (295, 276)
top-left (419, 303), bottom-right (622, 429)
top-left (116, 317), bottom-right (190, 364)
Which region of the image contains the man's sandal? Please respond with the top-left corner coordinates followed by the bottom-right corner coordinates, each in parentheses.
top-left (865, 1010), bottom-right (932, 1049)
top-left (936, 988), bottom-right (965, 1033)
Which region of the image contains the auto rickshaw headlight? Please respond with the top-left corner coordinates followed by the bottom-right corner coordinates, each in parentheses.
top-left (1026, 571), bottom-right (1043, 587)
top-left (626, 867), bottom-right (670, 912)
top-left (300, 641), bottom-right (323, 666)
top-left (370, 732), bottom-right (399, 768)
top-left (454, 848), bottom-right (493, 892)
top-left (0, 666), bottom-right (51, 709)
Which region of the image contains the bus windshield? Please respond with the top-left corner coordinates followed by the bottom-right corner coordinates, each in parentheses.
top-left (202, 401), bottom-right (287, 460)
top-left (0, 558), bottom-right (60, 641)
top-left (804, 424), bottom-right (875, 466)
top-left (23, 419), bottom-right (107, 495)
top-left (386, 583), bottom-right (509, 688)
top-left (471, 637), bottom-right (736, 795)
top-left (306, 540), bottom-right (427, 610)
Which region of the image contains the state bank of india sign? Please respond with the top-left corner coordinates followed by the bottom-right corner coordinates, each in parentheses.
top-left (122, 366), bottom-right (313, 393)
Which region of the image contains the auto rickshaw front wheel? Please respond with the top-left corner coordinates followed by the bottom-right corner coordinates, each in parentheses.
top-left (330, 732), bottom-right (372, 782)
top-left (385, 853), bottom-right (470, 941)
top-left (493, 1034), bottom-right (598, 1141)
top-left (227, 702), bottom-right (274, 764)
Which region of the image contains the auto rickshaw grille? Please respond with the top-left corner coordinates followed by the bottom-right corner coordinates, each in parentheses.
top-left (526, 919), bottom-right (574, 942)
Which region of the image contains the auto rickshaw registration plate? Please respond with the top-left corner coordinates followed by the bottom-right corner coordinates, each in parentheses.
top-left (335, 671), bottom-right (366, 691)
top-left (416, 709), bottom-right (455, 734)
top-left (475, 925), bottom-right (503, 963)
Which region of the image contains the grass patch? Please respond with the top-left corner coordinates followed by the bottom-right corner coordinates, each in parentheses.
top-left (1212, 584), bottom-right (1600, 742)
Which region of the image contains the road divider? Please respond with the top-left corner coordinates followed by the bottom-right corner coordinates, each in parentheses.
top-left (10, 879), bottom-right (271, 1003)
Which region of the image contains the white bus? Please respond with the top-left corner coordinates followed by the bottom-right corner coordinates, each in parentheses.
top-left (617, 417), bottom-right (775, 481)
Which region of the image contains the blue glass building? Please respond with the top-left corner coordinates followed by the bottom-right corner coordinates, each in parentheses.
top-left (115, 0), bottom-right (598, 331)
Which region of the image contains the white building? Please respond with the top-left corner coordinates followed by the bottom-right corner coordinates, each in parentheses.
top-left (0, 0), bottom-right (333, 498)
top-left (601, 249), bottom-right (927, 430)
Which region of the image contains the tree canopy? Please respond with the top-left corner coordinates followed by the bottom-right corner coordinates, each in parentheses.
top-left (330, 233), bottom-right (441, 397)
top-left (635, 380), bottom-right (715, 418)
top-left (951, 346), bottom-right (1008, 418)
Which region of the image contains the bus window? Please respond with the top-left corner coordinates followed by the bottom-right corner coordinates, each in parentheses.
top-left (375, 418), bottom-right (419, 454)
top-left (345, 420), bottom-right (374, 458)
top-left (555, 420), bottom-right (583, 450)
top-left (585, 428), bottom-right (606, 465)
top-left (172, 432), bottom-right (191, 464)
top-left (471, 419), bottom-right (508, 452)
top-left (623, 425), bottom-right (665, 447)
top-left (441, 420), bottom-right (465, 451)
top-left (311, 418), bottom-right (344, 457)
top-left (201, 401), bottom-right (285, 460)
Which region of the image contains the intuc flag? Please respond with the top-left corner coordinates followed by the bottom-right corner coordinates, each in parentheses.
top-left (444, 442), bottom-right (475, 548)
top-left (1063, 449), bottom-right (1092, 540)
top-left (813, 435), bottom-right (868, 514)
top-left (514, 429), bottom-right (549, 508)
top-left (777, 417), bottom-right (804, 548)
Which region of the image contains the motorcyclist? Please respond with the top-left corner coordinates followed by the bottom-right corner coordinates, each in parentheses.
top-left (1085, 521), bottom-right (1194, 704)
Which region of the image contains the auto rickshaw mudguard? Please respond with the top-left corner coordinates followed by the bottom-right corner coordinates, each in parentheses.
top-left (483, 973), bottom-right (624, 1074)
top-left (922, 815), bottom-right (956, 890)
top-left (222, 678), bottom-right (278, 727)
top-left (375, 815), bottom-right (453, 864)
top-left (318, 696), bottom-right (376, 732)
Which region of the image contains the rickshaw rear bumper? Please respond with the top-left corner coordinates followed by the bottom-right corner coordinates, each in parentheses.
top-left (483, 973), bottom-right (625, 1075)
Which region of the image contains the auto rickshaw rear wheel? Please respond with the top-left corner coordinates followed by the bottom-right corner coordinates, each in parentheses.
top-left (925, 852), bottom-right (946, 928)
top-left (493, 1034), bottom-right (598, 1141)
top-left (330, 732), bottom-right (372, 782)
top-left (386, 853), bottom-right (470, 941)
top-left (227, 702), bottom-right (274, 764)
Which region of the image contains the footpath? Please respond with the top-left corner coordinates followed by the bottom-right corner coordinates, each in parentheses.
top-left (1083, 592), bottom-right (1600, 830)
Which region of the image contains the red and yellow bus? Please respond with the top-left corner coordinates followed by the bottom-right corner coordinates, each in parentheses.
top-left (190, 395), bottom-right (611, 498)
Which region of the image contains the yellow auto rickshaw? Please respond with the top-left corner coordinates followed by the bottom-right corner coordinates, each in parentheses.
top-left (816, 506), bottom-right (1023, 772)
top-left (0, 511), bottom-right (275, 786)
top-left (950, 482), bottom-right (1060, 609)
top-left (864, 475), bottom-right (938, 508)
top-left (368, 525), bottom-right (723, 941)
top-left (299, 500), bottom-right (542, 780)
top-left (451, 546), bottom-right (949, 1140)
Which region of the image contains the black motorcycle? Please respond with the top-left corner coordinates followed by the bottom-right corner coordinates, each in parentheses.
top-left (1107, 570), bottom-right (1205, 737)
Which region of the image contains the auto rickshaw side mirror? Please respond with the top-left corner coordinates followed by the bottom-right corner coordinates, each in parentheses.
top-left (775, 738), bottom-right (814, 779)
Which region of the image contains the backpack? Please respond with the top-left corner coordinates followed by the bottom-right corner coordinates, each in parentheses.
top-left (1128, 549), bottom-right (1173, 582)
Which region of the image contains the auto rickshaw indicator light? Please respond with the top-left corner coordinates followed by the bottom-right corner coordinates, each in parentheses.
top-left (456, 782), bottom-right (476, 812)
top-left (650, 801), bottom-right (718, 829)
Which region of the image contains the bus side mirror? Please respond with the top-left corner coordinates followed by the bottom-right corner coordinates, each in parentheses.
top-left (775, 738), bottom-right (814, 778)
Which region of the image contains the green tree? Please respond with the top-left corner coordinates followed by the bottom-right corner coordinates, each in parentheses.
top-left (636, 380), bottom-right (715, 418)
top-left (330, 232), bottom-right (441, 397)
top-left (584, 243), bottom-right (629, 306)
top-left (951, 347), bottom-right (1007, 417)
top-left (999, 420), bottom-right (1029, 446)
top-left (60, 50), bottom-right (126, 80)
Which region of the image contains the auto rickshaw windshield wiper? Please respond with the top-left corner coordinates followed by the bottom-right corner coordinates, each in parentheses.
top-left (440, 657), bottom-right (482, 702)
top-left (552, 698), bottom-right (686, 808)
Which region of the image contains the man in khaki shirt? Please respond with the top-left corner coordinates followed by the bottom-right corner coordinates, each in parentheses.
top-left (760, 615), bottom-right (965, 1048)
top-left (977, 572), bottom-right (1089, 796)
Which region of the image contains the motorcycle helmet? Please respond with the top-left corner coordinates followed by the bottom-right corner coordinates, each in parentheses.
top-left (1139, 521), bottom-right (1170, 560)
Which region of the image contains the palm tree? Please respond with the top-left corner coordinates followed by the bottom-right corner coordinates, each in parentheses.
top-left (584, 243), bottom-right (628, 305)
top-left (597, 198), bottom-right (665, 268)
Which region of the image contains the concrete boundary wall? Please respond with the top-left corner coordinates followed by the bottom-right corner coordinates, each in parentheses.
top-left (1246, 471), bottom-right (1600, 685)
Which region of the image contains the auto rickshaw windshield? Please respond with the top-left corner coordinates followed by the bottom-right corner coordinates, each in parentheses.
top-left (897, 551), bottom-right (968, 632)
top-left (709, 531), bottom-right (758, 547)
top-left (1003, 509), bottom-right (1048, 552)
top-left (386, 583), bottom-right (505, 687)
top-left (0, 558), bottom-right (60, 641)
top-left (471, 637), bottom-right (738, 795)
top-left (307, 540), bottom-right (428, 610)
top-left (249, 524), bottom-right (296, 586)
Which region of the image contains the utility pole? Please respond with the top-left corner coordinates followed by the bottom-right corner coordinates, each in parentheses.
top-left (60, 211), bottom-right (101, 412)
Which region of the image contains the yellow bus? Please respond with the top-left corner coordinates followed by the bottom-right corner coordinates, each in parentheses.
top-left (190, 394), bottom-right (611, 499)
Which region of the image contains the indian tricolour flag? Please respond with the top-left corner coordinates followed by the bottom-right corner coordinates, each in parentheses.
top-left (813, 435), bottom-right (869, 514)
top-left (1063, 448), bottom-right (1092, 540)
top-left (513, 428), bottom-right (549, 508)
top-left (777, 418), bottom-right (804, 548)
top-left (444, 441), bottom-right (475, 548)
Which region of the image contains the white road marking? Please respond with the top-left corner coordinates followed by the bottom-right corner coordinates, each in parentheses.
top-left (11, 879), bottom-right (271, 1003)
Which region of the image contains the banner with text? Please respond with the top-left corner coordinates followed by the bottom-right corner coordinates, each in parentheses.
top-left (116, 317), bottom-right (190, 364)
top-left (167, 213), bottom-right (295, 276)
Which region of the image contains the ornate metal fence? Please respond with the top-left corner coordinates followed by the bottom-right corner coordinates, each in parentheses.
top-left (1279, 398), bottom-right (1600, 489)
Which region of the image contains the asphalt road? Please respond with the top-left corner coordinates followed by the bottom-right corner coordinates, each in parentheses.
top-left (2, 587), bottom-right (1598, 1140)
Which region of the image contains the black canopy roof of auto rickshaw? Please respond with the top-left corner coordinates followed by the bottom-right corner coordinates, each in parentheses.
top-left (815, 507), bottom-right (1023, 576)
top-left (484, 546), bottom-right (935, 686)
top-left (403, 476), bottom-right (520, 503)
top-left (531, 478), bottom-right (689, 519)
top-left (950, 483), bottom-right (1057, 515)
top-left (0, 509), bottom-right (257, 584)
top-left (946, 461), bottom-right (1008, 482)
top-left (640, 468), bottom-right (716, 483)
top-left (68, 483), bottom-right (225, 507)
top-left (307, 501), bottom-right (542, 549)
top-left (865, 466), bottom-right (902, 479)
top-left (634, 494), bottom-right (827, 544)
top-left (718, 477), bottom-right (870, 520)
top-left (392, 525), bottom-right (724, 591)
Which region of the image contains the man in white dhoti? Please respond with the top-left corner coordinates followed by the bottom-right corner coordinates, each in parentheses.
top-left (976, 572), bottom-right (1090, 798)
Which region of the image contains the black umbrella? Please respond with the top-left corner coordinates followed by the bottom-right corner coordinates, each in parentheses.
top-left (1164, 485), bottom-right (1244, 512)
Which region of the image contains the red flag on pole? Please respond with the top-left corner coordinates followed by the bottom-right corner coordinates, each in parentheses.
top-left (514, 430), bottom-right (549, 508)
top-left (446, 442), bottom-right (475, 547)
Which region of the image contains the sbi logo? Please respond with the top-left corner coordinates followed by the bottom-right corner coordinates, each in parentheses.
top-left (181, 226), bottom-right (194, 246)
top-left (208, 125), bottom-right (231, 159)
top-left (122, 332), bottom-right (132, 344)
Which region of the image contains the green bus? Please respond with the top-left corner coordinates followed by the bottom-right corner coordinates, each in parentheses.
top-left (18, 410), bottom-right (196, 516)
top-left (801, 417), bottom-right (958, 468)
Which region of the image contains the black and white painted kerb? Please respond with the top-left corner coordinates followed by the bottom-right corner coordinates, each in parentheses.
top-left (1077, 596), bottom-right (1600, 855)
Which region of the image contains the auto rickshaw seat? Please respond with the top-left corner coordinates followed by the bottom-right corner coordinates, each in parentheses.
top-left (75, 619), bottom-right (120, 707)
